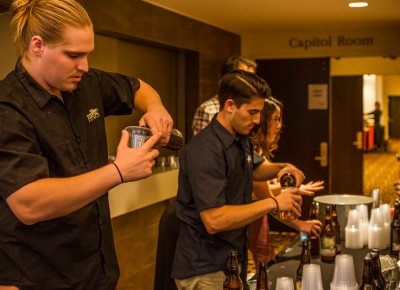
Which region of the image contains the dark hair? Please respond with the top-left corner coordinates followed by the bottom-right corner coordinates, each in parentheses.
top-left (218, 70), bottom-right (271, 110)
top-left (221, 56), bottom-right (257, 76)
top-left (250, 96), bottom-right (283, 160)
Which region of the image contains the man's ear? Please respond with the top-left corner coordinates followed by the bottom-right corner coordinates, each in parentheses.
top-left (30, 35), bottom-right (44, 56)
top-left (225, 99), bottom-right (236, 113)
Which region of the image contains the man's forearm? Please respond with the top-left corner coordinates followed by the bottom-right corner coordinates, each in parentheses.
top-left (253, 161), bottom-right (288, 181)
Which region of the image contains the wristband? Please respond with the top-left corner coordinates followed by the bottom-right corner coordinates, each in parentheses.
top-left (112, 162), bottom-right (124, 184)
top-left (267, 197), bottom-right (279, 215)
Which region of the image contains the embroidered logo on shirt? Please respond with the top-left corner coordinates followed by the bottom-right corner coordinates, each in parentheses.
top-left (247, 154), bottom-right (252, 165)
top-left (86, 108), bottom-right (100, 122)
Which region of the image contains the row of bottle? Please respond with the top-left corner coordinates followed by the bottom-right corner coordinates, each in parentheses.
top-left (223, 250), bottom-right (269, 290)
top-left (311, 198), bottom-right (400, 258)
top-left (308, 202), bottom-right (342, 261)
top-left (296, 238), bottom-right (388, 290)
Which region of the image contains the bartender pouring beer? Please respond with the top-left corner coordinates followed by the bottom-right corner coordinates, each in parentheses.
top-left (0, 0), bottom-right (173, 289)
top-left (172, 70), bottom-right (304, 289)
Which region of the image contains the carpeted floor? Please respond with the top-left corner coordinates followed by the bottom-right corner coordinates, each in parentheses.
top-left (363, 138), bottom-right (400, 206)
top-left (247, 138), bottom-right (400, 275)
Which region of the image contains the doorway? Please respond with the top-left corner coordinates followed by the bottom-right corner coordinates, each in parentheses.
top-left (389, 96), bottom-right (400, 139)
top-left (330, 57), bottom-right (400, 204)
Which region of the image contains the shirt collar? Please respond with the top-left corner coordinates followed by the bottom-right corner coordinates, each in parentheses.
top-left (210, 115), bottom-right (247, 149)
top-left (15, 62), bottom-right (55, 109)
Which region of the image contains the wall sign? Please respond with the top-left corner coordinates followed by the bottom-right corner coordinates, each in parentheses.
top-left (308, 84), bottom-right (328, 110)
top-left (289, 35), bottom-right (374, 50)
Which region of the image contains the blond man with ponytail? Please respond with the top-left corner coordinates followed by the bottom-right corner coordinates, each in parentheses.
top-left (0, 0), bottom-right (173, 289)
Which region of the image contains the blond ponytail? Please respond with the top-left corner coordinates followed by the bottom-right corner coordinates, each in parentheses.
top-left (10, 0), bottom-right (92, 57)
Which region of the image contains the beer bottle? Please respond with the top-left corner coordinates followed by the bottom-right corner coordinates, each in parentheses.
top-left (390, 199), bottom-right (400, 256)
top-left (256, 261), bottom-right (269, 290)
top-left (359, 253), bottom-right (377, 290)
top-left (370, 249), bottom-right (386, 290)
top-left (331, 204), bottom-right (341, 254)
top-left (224, 250), bottom-right (240, 290)
top-left (320, 205), bottom-right (336, 262)
top-left (308, 201), bottom-right (320, 256)
top-left (225, 263), bottom-right (243, 290)
top-left (144, 126), bottom-right (184, 151)
top-left (296, 239), bottom-right (311, 290)
top-left (279, 173), bottom-right (297, 220)
top-left (162, 128), bottom-right (184, 151)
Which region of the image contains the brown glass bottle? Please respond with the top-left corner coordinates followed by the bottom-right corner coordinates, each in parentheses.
top-left (279, 173), bottom-right (297, 220)
top-left (225, 263), bottom-right (243, 290)
top-left (296, 239), bottom-right (311, 290)
top-left (359, 253), bottom-right (377, 290)
top-left (320, 205), bottom-right (336, 262)
top-left (390, 199), bottom-right (400, 256)
top-left (331, 204), bottom-right (341, 254)
top-left (162, 128), bottom-right (184, 151)
top-left (370, 249), bottom-right (386, 290)
top-left (223, 250), bottom-right (239, 290)
top-left (256, 261), bottom-right (269, 290)
top-left (144, 126), bottom-right (184, 151)
top-left (308, 201), bottom-right (320, 256)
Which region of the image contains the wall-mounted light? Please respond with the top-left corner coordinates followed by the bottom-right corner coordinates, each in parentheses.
top-left (349, 2), bottom-right (368, 8)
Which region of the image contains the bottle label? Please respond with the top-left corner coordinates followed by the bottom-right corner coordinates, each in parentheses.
top-left (320, 248), bottom-right (336, 256)
top-left (321, 236), bottom-right (335, 250)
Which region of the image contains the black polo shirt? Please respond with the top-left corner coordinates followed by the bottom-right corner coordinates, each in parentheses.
top-left (0, 64), bottom-right (139, 290)
top-left (172, 116), bottom-right (263, 282)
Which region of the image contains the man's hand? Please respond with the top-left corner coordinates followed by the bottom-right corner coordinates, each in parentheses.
top-left (139, 105), bottom-right (173, 147)
top-left (275, 188), bottom-right (302, 217)
top-left (277, 165), bottom-right (305, 187)
top-left (114, 130), bottom-right (161, 182)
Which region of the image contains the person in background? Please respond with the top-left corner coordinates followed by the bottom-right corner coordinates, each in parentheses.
top-left (191, 55), bottom-right (257, 135)
top-left (395, 180), bottom-right (400, 197)
top-left (249, 97), bottom-right (323, 268)
top-left (0, 0), bottom-right (173, 289)
top-left (172, 70), bottom-right (304, 289)
top-left (364, 101), bottom-right (383, 151)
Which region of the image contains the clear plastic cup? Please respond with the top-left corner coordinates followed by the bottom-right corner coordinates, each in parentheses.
top-left (330, 254), bottom-right (358, 290)
top-left (125, 126), bottom-right (153, 148)
top-left (276, 276), bottom-right (294, 290)
top-left (345, 209), bottom-right (363, 249)
top-left (247, 280), bottom-right (257, 290)
top-left (247, 279), bottom-right (271, 290)
top-left (301, 264), bottom-right (323, 290)
top-left (368, 208), bottom-right (386, 250)
top-left (356, 204), bottom-right (369, 246)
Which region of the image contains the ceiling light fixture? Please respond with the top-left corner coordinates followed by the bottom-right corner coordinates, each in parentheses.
top-left (348, 2), bottom-right (368, 8)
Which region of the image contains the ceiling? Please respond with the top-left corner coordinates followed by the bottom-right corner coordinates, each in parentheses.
top-left (142, 0), bottom-right (400, 34)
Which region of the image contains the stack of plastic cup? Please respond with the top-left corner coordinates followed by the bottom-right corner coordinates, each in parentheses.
top-left (368, 208), bottom-right (386, 250)
top-left (345, 209), bottom-right (363, 249)
top-left (370, 188), bottom-right (382, 208)
top-left (301, 264), bottom-right (323, 290)
top-left (356, 204), bottom-right (369, 246)
top-left (380, 203), bottom-right (391, 248)
top-left (330, 254), bottom-right (358, 290)
top-left (276, 277), bottom-right (294, 290)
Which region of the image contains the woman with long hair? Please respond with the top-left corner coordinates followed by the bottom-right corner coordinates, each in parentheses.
top-left (249, 97), bottom-right (324, 268)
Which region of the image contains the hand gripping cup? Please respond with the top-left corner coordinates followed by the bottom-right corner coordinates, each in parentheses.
top-left (125, 126), bottom-right (153, 148)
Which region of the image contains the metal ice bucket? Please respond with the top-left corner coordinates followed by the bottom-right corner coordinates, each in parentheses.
top-left (313, 194), bottom-right (373, 238)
